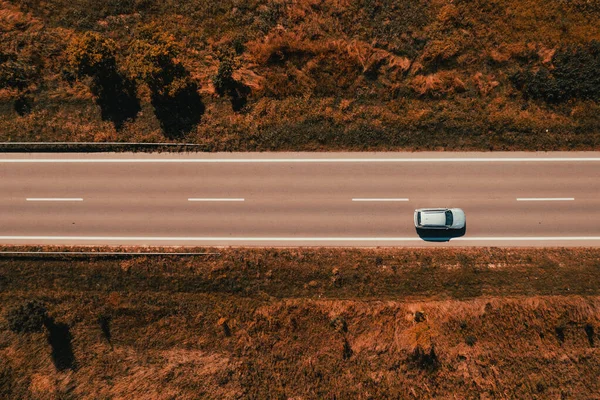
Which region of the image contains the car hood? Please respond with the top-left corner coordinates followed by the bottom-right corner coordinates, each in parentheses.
top-left (450, 208), bottom-right (466, 229)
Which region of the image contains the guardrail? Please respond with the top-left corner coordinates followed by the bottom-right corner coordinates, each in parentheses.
top-left (0, 251), bottom-right (220, 258)
top-left (0, 142), bottom-right (207, 153)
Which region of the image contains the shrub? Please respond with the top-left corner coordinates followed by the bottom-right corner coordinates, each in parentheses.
top-left (414, 311), bottom-right (426, 323)
top-left (0, 54), bottom-right (38, 90)
top-left (232, 36), bottom-right (246, 55)
top-left (213, 57), bottom-right (251, 112)
top-left (0, 53), bottom-right (39, 115)
top-left (6, 300), bottom-right (48, 333)
top-left (330, 316), bottom-right (348, 333)
top-left (465, 335), bottom-right (477, 346)
top-left (213, 57), bottom-right (234, 96)
top-left (513, 41), bottom-right (600, 103)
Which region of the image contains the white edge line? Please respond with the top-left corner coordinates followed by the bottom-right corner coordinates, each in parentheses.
top-left (0, 236), bottom-right (600, 241)
top-left (2, 158), bottom-right (600, 163)
top-left (352, 198), bottom-right (409, 202)
top-left (188, 198), bottom-right (245, 202)
top-left (516, 198), bottom-right (575, 201)
top-left (26, 198), bottom-right (83, 202)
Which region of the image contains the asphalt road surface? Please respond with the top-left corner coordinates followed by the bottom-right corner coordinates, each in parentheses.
top-left (1, 152), bottom-right (599, 247)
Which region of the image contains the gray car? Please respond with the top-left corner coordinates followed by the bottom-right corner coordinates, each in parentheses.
top-left (414, 208), bottom-right (466, 230)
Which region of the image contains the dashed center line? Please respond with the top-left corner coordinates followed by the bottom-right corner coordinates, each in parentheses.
top-left (188, 198), bottom-right (245, 202)
top-left (26, 198), bottom-right (83, 202)
top-left (516, 198), bottom-right (574, 201)
top-left (352, 198), bottom-right (409, 202)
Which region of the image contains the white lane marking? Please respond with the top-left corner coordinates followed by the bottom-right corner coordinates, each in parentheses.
top-left (188, 198), bottom-right (245, 202)
top-left (0, 236), bottom-right (600, 242)
top-left (517, 198), bottom-right (575, 201)
top-left (1, 158), bottom-right (600, 163)
top-left (352, 198), bottom-right (409, 202)
top-left (26, 198), bottom-right (83, 202)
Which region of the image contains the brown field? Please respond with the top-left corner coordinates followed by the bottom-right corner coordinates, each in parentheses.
top-left (1, 0), bottom-right (600, 150)
top-left (1, 246), bottom-right (600, 398)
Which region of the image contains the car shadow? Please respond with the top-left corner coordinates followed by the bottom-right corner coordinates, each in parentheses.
top-left (416, 225), bottom-right (467, 242)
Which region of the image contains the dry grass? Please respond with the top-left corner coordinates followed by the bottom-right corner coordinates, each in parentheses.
top-left (1, 0), bottom-right (600, 149)
top-left (1, 247), bottom-right (600, 398)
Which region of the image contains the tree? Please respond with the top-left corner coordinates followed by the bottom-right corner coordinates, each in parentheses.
top-left (125, 31), bottom-right (205, 138)
top-left (66, 32), bottom-right (140, 130)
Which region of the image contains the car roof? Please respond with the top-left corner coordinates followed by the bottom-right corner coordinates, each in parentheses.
top-left (419, 209), bottom-right (447, 226)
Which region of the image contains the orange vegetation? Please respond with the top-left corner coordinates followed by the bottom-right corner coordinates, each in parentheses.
top-left (1, 247), bottom-right (600, 398)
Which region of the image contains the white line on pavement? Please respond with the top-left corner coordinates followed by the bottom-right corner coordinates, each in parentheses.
top-left (188, 198), bottom-right (245, 202)
top-left (516, 198), bottom-right (575, 201)
top-left (352, 198), bottom-right (409, 202)
top-left (0, 236), bottom-right (600, 242)
top-left (2, 158), bottom-right (600, 163)
top-left (26, 198), bottom-right (83, 202)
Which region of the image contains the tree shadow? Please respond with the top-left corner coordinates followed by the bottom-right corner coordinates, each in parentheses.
top-left (91, 71), bottom-right (141, 131)
top-left (44, 318), bottom-right (77, 371)
top-left (416, 225), bottom-right (467, 242)
top-left (14, 95), bottom-right (33, 116)
top-left (150, 63), bottom-right (205, 139)
top-left (98, 314), bottom-right (112, 346)
top-left (228, 80), bottom-right (251, 112)
top-left (151, 82), bottom-right (205, 139)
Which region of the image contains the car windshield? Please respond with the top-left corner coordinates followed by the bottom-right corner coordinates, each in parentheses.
top-left (417, 212), bottom-right (421, 225)
top-left (445, 210), bottom-right (453, 226)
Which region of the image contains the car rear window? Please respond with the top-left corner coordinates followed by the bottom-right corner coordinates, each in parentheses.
top-left (445, 210), bottom-right (453, 226)
top-left (417, 212), bottom-right (421, 225)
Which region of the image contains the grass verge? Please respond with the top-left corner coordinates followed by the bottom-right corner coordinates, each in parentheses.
top-left (1, 246), bottom-right (600, 398)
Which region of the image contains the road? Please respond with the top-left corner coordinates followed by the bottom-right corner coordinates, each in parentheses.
top-left (1, 152), bottom-right (599, 247)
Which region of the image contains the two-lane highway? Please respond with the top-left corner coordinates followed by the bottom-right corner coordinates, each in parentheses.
top-left (1, 152), bottom-right (599, 246)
